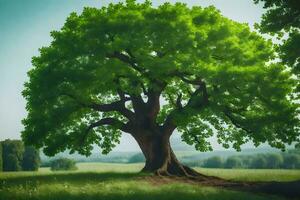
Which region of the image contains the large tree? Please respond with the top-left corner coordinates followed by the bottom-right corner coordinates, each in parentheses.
top-left (22, 0), bottom-right (299, 176)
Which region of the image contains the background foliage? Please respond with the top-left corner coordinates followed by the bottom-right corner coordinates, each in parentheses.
top-left (0, 144), bottom-right (2, 171)
top-left (50, 158), bottom-right (77, 171)
top-left (0, 140), bottom-right (40, 172)
top-left (184, 149), bottom-right (300, 169)
top-left (22, 146), bottom-right (40, 171)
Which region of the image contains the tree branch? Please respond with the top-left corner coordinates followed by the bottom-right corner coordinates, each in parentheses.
top-left (146, 90), bottom-right (161, 120)
top-left (141, 82), bottom-right (148, 95)
top-left (161, 80), bottom-right (209, 135)
top-left (106, 51), bottom-right (144, 74)
top-left (144, 78), bottom-right (167, 121)
top-left (130, 94), bottom-right (146, 114)
top-left (60, 93), bottom-right (135, 121)
top-left (223, 109), bottom-right (252, 134)
top-left (80, 117), bottom-right (132, 146)
top-left (108, 50), bottom-right (170, 121)
top-left (176, 93), bottom-right (183, 109)
top-left (86, 117), bottom-right (131, 133)
top-left (168, 93), bottom-right (183, 109)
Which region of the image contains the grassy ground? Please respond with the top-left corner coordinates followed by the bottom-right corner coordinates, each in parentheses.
top-left (196, 168), bottom-right (300, 182)
top-left (0, 162), bottom-right (299, 200)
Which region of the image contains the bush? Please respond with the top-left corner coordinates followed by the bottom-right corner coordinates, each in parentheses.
top-left (22, 146), bottom-right (40, 171)
top-left (202, 156), bottom-right (223, 168)
top-left (224, 157), bottom-right (242, 169)
top-left (128, 153), bottom-right (145, 163)
top-left (0, 143), bottom-right (2, 171)
top-left (50, 158), bottom-right (77, 171)
top-left (2, 140), bottom-right (24, 171)
top-left (0, 140), bottom-right (41, 171)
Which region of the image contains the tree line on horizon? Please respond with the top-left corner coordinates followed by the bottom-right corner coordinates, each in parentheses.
top-left (0, 139), bottom-right (40, 172)
top-left (38, 147), bottom-right (300, 170)
top-left (183, 149), bottom-right (300, 169)
top-left (124, 148), bottom-right (300, 169)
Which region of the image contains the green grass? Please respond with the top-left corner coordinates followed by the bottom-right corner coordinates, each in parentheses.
top-left (0, 162), bottom-right (299, 200)
top-left (196, 168), bottom-right (300, 182)
top-left (0, 163), bottom-right (143, 179)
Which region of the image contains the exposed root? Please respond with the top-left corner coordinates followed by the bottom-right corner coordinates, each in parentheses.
top-left (150, 164), bottom-right (223, 183)
top-left (155, 169), bottom-right (173, 177)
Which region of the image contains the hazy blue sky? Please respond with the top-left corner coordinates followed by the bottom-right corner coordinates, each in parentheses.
top-left (0, 0), bottom-right (264, 151)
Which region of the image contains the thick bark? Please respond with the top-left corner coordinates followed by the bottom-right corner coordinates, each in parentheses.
top-left (133, 133), bottom-right (204, 177)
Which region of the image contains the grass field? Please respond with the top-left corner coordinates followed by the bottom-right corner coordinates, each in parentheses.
top-left (0, 162), bottom-right (299, 200)
top-left (196, 168), bottom-right (300, 182)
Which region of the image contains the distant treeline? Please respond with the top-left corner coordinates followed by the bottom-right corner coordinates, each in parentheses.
top-left (123, 149), bottom-right (300, 169)
top-left (40, 149), bottom-right (300, 170)
top-left (0, 139), bottom-right (40, 172)
top-left (50, 158), bottom-right (77, 171)
top-left (40, 152), bottom-right (139, 166)
top-left (184, 149), bottom-right (300, 169)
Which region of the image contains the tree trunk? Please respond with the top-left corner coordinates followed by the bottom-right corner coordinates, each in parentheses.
top-left (133, 133), bottom-right (202, 177)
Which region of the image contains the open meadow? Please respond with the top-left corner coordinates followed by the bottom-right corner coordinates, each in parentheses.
top-left (0, 163), bottom-right (299, 200)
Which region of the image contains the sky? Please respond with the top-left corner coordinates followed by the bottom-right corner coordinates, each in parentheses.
top-left (0, 0), bottom-right (265, 152)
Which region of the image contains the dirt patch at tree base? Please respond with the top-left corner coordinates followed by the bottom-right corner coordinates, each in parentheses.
top-left (139, 175), bottom-right (300, 199)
